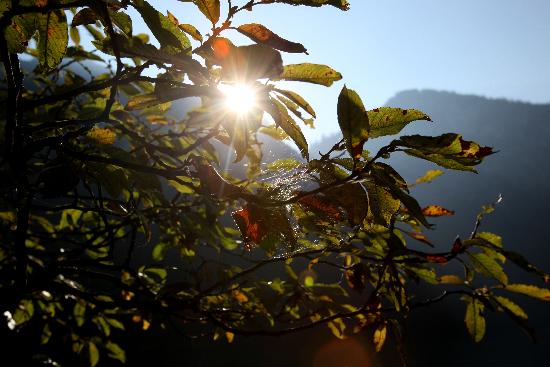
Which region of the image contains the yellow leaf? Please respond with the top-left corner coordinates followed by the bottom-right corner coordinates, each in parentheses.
top-left (373, 323), bottom-right (387, 352)
top-left (505, 284), bottom-right (550, 301)
top-left (87, 128), bottom-right (116, 145)
top-left (225, 331), bottom-right (234, 343)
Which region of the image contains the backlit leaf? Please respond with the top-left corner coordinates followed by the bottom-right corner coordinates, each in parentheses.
top-left (87, 128), bottom-right (116, 145)
top-left (469, 252), bottom-right (508, 285)
top-left (265, 97), bottom-right (309, 160)
top-left (367, 107), bottom-right (431, 138)
top-left (422, 205), bottom-right (455, 217)
top-left (133, 0), bottom-right (191, 54)
top-left (505, 284), bottom-right (550, 301)
top-left (276, 63), bottom-right (342, 87)
top-left (37, 10), bottom-right (68, 72)
top-left (237, 23), bottom-right (307, 53)
top-left (88, 342), bottom-right (100, 367)
top-left (192, 0), bottom-right (220, 24)
top-left (337, 86), bottom-right (369, 158)
top-left (273, 88), bottom-right (316, 117)
top-left (178, 23), bottom-right (203, 42)
top-left (464, 296), bottom-right (486, 342)
top-left (373, 323), bottom-right (387, 352)
top-left (493, 296), bottom-right (528, 319)
top-left (415, 169), bottom-right (443, 185)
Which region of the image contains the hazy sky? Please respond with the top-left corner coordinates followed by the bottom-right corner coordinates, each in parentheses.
top-left (140, 1), bottom-right (550, 141)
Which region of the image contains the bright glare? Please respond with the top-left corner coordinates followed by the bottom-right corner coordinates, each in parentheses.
top-left (218, 83), bottom-right (257, 115)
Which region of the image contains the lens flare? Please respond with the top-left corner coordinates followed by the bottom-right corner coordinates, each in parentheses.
top-left (218, 83), bottom-right (257, 115)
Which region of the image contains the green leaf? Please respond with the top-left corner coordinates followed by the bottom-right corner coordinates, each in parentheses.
top-left (178, 23), bottom-right (203, 42)
top-left (265, 97), bottom-right (309, 160)
top-left (237, 23), bottom-right (307, 53)
top-left (469, 252), bottom-right (508, 285)
top-left (367, 107), bottom-right (431, 138)
top-left (125, 86), bottom-right (212, 110)
top-left (276, 63), bottom-right (342, 86)
top-left (133, 0), bottom-right (191, 54)
top-left (105, 341), bottom-right (126, 363)
top-left (192, 0), bottom-right (220, 24)
top-left (5, 13), bottom-right (37, 53)
top-left (88, 341), bottom-right (100, 367)
top-left (337, 86), bottom-right (369, 158)
top-left (273, 88), bottom-right (316, 117)
top-left (73, 301), bottom-right (86, 327)
top-left (267, 158), bottom-right (303, 171)
top-left (476, 232), bottom-right (502, 247)
top-left (493, 296), bottom-right (528, 319)
top-left (415, 169), bottom-right (443, 185)
top-left (464, 295), bottom-right (486, 342)
top-left (365, 181), bottom-right (400, 227)
top-left (505, 284), bottom-right (550, 301)
top-left (37, 10), bottom-right (68, 72)
top-left (110, 11), bottom-right (132, 36)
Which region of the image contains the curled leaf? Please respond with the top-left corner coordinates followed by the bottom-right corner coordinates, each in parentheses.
top-left (237, 23), bottom-right (307, 53)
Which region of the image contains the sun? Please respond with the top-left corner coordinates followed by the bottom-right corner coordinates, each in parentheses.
top-left (217, 82), bottom-right (258, 116)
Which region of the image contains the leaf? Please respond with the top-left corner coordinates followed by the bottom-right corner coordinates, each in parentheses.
top-left (213, 39), bottom-right (284, 80)
top-left (337, 86), bottom-right (369, 158)
top-left (265, 97), bottom-right (309, 160)
top-left (237, 23), bottom-right (307, 53)
top-left (422, 205), bottom-right (455, 217)
top-left (87, 128), bottom-right (116, 145)
top-left (407, 232), bottom-right (434, 247)
top-left (88, 341), bottom-right (100, 367)
top-left (5, 13), bottom-right (38, 53)
top-left (37, 10), bottom-right (68, 72)
top-left (192, 0), bottom-right (220, 24)
top-left (274, 0), bottom-right (350, 10)
top-left (365, 181), bottom-right (400, 227)
top-left (327, 318), bottom-right (346, 339)
top-left (275, 63), bottom-right (342, 86)
top-left (297, 193), bottom-right (343, 221)
top-left (133, 0), bottom-right (191, 54)
top-left (105, 341), bottom-right (126, 363)
top-left (476, 232), bottom-right (502, 247)
top-left (397, 134), bottom-right (493, 172)
top-left (464, 296), bottom-right (486, 342)
top-left (72, 8), bottom-right (98, 27)
top-left (505, 284), bottom-right (550, 301)
top-left (367, 107), bottom-right (431, 138)
top-left (178, 23), bottom-right (203, 42)
top-left (439, 275), bottom-right (464, 284)
top-left (273, 89), bottom-right (316, 117)
top-left (415, 169), bottom-right (443, 185)
top-left (469, 252), bottom-right (508, 285)
top-left (110, 11), bottom-right (133, 36)
top-left (224, 331), bottom-right (235, 343)
top-left (373, 323), bottom-right (387, 352)
top-left (232, 204), bottom-right (294, 248)
top-left (125, 85), bottom-right (212, 110)
top-left (493, 296), bottom-right (528, 319)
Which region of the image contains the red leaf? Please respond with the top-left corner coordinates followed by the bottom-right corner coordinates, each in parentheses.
top-left (451, 237), bottom-right (463, 254)
top-left (232, 205), bottom-right (268, 245)
top-left (407, 232), bottom-right (434, 247)
top-left (422, 205), bottom-right (455, 217)
top-left (297, 193), bottom-right (343, 221)
top-left (426, 255), bottom-right (448, 264)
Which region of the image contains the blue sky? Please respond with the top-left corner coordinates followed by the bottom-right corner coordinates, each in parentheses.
top-left (133, 1), bottom-right (550, 141)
